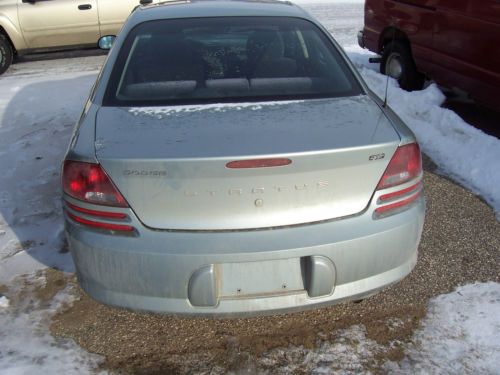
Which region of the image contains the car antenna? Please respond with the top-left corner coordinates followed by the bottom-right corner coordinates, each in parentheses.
top-left (382, 28), bottom-right (397, 108)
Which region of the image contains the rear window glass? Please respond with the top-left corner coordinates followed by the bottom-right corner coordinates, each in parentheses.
top-left (103, 17), bottom-right (362, 106)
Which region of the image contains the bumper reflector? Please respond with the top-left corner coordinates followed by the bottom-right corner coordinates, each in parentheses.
top-left (66, 202), bottom-right (127, 219)
top-left (67, 211), bottom-right (135, 232)
top-left (379, 181), bottom-right (422, 203)
top-left (375, 190), bottom-right (421, 216)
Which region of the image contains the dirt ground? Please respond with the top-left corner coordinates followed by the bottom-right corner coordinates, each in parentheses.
top-left (47, 158), bottom-right (500, 374)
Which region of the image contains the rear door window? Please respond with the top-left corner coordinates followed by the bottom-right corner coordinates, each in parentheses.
top-left (104, 16), bottom-right (362, 106)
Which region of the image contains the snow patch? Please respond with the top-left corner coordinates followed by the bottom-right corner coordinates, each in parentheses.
top-left (0, 274), bottom-right (105, 374)
top-left (386, 282), bottom-right (500, 374)
top-left (0, 71), bottom-right (96, 282)
top-left (129, 100), bottom-right (304, 119)
top-left (0, 296), bottom-right (9, 308)
top-left (257, 283), bottom-right (500, 374)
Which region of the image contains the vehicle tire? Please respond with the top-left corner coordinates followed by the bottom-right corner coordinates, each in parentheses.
top-left (380, 41), bottom-right (424, 91)
top-left (0, 33), bottom-right (13, 76)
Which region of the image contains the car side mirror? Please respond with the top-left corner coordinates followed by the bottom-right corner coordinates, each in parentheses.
top-left (98, 35), bottom-right (116, 50)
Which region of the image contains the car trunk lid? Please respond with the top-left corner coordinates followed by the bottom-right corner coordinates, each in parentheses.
top-left (95, 96), bottom-right (400, 230)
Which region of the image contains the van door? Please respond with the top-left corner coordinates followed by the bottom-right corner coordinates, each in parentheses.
top-left (432, 0), bottom-right (500, 106)
top-left (463, 0), bottom-right (500, 107)
top-left (96, 0), bottom-right (148, 36)
top-left (17, 0), bottom-right (100, 50)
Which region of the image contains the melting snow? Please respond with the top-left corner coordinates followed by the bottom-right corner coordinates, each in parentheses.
top-left (259, 325), bottom-right (383, 374)
top-left (129, 100), bottom-right (304, 119)
top-left (0, 296), bottom-right (9, 309)
top-left (0, 275), bottom-right (104, 374)
top-left (385, 282), bottom-right (500, 374)
top-left (259, 283), bottom-right (500, 374)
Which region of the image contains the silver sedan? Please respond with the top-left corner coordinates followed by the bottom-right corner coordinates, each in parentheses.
top-left (62, 0), bottom-right (425, 316)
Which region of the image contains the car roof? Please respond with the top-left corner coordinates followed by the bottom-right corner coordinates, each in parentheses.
top-left (130, 0), bottom-right (312, 24)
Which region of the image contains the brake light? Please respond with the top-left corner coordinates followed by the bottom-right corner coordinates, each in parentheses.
top-left (374, 143), bottom-right (423, 218)
top-left (226, 158), bottom-right (292, 169)
top-left (376, 143), bottom-right (422, 190)
top-left (62, 161), bottom-right (128, 207)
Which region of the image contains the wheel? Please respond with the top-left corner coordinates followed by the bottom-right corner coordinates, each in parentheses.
top-left (0, 33), bottom-right (13, 76)
top-left (380, 41), bottom-right (424, 91)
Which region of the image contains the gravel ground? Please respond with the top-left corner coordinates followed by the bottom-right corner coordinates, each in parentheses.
top-left (48, 157), bottom-right (500, 374)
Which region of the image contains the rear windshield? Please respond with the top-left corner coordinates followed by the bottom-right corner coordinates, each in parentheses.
top-left (103, 17), bottom-right (362, 106)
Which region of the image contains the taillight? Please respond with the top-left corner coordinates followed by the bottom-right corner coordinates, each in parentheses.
top-left (376, 143), bottom-right (422, 190)
top-left (62, 161), bottom-right (128, 207)
top-left (374, 143), bottom-right (423, 218)
top-left (62, 161), bottom-right (134, 233)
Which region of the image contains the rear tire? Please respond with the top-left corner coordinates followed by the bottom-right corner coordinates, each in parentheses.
top-left (0, 33), bottom-right (13, 76)
top-left (380, 41), bottom-right (424, 91)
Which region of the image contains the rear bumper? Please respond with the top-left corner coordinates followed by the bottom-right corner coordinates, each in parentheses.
top-left (65, 194), bottom-right (425, 316)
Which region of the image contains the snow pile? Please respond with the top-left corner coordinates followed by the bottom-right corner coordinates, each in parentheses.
top-left (0, 275), bottom-right (104, 374)
top-left (345, 45), bottom-right (500, 218)
top-left (257, 283), bottom-right (500, 374)
top-left (385, 282), bottom-right (500, 374)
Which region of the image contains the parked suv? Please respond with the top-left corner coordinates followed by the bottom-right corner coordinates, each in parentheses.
top-left (358, 0), bottom-right (500, 110)
top-left (0, 0), bottom-right (158, 75)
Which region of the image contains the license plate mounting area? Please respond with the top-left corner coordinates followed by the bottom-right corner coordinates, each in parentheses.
top-left (217, 258), bottom-right (304, 299)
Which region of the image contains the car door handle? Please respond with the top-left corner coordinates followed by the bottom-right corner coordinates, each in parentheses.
top-left (78, 4), bottom-right (92, 10)
top-left (140, 0), bottom-right (153, 4)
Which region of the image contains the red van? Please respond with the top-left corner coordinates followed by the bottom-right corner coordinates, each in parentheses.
top-left (358, 0), bottom-right (500, 110)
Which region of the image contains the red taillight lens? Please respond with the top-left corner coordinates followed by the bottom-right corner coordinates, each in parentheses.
top-left (62, 161), bottom-right (128, 207)
top-left (377, 143), bottom-right (422, 190)
top-left (226, 158), bottom-right (292, 169)
top-left (374, 143), bottom-right (423, 219)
